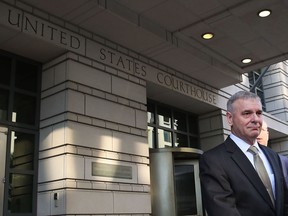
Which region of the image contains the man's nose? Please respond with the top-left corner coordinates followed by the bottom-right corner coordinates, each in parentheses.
top-left (251, 113), bottom-right (261, 121)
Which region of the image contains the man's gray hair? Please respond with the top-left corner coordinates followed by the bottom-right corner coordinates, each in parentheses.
top-left (227, 91), bottom-right (262, 113)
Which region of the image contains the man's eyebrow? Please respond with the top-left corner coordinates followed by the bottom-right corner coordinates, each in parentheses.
top-left (242, 110), bottom-right (252, 113)
top-left (241, 109), bottom-right (262, 114)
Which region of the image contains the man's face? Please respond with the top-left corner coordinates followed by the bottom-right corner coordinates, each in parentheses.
top-left (227, 98), bottom-right (263, 145)
top-left (257, 121), bottom-right (269, 146)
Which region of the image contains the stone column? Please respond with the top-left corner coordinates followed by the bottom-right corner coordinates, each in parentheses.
top-left (37, 52), bottom-right (151, 215)
top-left (263, 61), bottom-right (288, 122)
top-left (198, 109), bottom-right (227, 152)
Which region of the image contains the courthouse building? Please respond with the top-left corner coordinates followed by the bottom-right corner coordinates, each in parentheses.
top-left (0, 0), bottom-right (288, 215)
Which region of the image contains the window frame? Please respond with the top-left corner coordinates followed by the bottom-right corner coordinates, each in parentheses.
top-left (147, 100), bottom-right (199, 149)
top-left (0, 50), bottom-right (41, 216)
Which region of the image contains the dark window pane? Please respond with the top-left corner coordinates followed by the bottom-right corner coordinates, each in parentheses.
top-left (15, 61), bottom-right (38, 92)
top-left (249, 70), bottom-right (266, 112)
top-left (158, 106), bottom-right (171, 128)
top-left (174, 111), bottom-right (187, 131)
top-left (10, 131), bottom-right (34, 170)
top-left (248, 72), bottom-right (254, 85)
top-left (147, 102), bottom-right (155, 124)
top-left (13, 93), bottom-right (36, 125)
top-left (0, 89), bottom-right (9, 121)
top-left (175, 133), bottom-right (188, 147)
top-left (8, 174), bottom-right (33, 213)
top-left (189, 136), bottom-right (199, 148)
top-left (188, 115), bottom-right (198, 134)
top-left (0, 55), bottom-right (11, 86)
top-left (158, 129), bottom-right (172, 148)
top-left (174, 165), bottom-right (197, 215)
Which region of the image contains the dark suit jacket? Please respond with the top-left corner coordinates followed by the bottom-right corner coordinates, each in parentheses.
top-left (280, 155), bottom-right (288, 189)
top-left (199, 136), bottom-right (288, 216)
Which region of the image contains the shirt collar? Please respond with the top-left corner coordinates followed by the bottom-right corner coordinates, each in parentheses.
top-left (230, 133), bottom-right (260, 153)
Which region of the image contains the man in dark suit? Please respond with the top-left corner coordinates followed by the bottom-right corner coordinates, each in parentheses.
top-left (281, 155), bottom-right (288, 188)
top-left (199, 91), bottom-right (288, 216)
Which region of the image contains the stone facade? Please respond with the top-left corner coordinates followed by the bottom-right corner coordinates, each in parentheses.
top-left (0, 1), bottom-right (287, 215)
top-left (38, 54), bottom-right (150, 215)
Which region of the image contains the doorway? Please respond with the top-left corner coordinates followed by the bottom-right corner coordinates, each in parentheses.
top-left (0, 126), bottom-right (8, 216)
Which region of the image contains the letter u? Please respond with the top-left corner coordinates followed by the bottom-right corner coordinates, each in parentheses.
top-left (8, 9), bottom-right (21, 28)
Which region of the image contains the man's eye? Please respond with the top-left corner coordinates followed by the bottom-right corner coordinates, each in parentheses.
top-left (243, 112), bottom-right (251, 117)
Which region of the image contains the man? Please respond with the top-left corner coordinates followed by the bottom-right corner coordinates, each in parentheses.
top-left (256, 120), bottom-right (269, 146)
top-left (281, 155), bottom-right (288, 189)
top-left (257, 121), bottom-right (288, 189)
top-left (199, 91), bottom-right (288, 216)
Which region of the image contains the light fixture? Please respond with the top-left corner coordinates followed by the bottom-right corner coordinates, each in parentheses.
top-left (202, 32), bottom-right (214, 40)
top-left (258, 9), bottom-right (271, 18)
top-left (241, 58), bottom-right (252, 64)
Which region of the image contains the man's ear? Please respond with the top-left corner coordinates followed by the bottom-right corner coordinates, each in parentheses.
top-left (226, 111), bottom-right (233, 126)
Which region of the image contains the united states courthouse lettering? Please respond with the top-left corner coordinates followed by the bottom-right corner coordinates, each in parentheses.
top-left (0, 1), bottom-right (220, 107)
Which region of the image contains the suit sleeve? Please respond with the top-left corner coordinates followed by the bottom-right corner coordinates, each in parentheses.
top-left (285, 185), bottom-right (288, 216)
top-left (199, 153), bottom-right (241, 216)
top-left (279, 155), bottom-right (288, 216)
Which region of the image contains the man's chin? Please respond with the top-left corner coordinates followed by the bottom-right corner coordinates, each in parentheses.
top-left (250, 134), bottom-right (260, 141)
top-left (251, 131), bottom-right (260, 137)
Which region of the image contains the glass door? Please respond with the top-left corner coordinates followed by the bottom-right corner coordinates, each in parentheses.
top-left (0, 126), bottom-right (8, 216)
top-left (174, 160), bottom-right (203, 216)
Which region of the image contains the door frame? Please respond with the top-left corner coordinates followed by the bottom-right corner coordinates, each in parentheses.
top-left (0, 126), bottom-right (8, 216)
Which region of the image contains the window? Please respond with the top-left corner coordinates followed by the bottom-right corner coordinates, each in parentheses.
top-left (0, 89), bottom-right (9, 121)
top-left (147, 100), bottom-right (199, 149)
top-left (248, 69), bottom-right (266, 111)
top-left (0, 51), bottom-right (40, 216)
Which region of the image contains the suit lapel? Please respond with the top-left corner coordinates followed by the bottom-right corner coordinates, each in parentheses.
top-left (260, 145), bottom-right (284, 214)
top-left (224, 137), bottom-right (274, 208)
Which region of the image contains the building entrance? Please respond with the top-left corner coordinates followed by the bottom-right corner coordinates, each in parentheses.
top-left (150, 148), bottom-right (204, 216)
top-left (0, 126), bottom-right (8, 216)
top-left (0, 51), bottom-right (40, 216)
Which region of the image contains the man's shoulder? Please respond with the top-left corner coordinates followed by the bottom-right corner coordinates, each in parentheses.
top-left (203, 137), bottom-right (235, 155)
top-left (200, 142), bottom-right (232, 169)
top-left (202, 142), bottom-right (227, 157)
top-left (279, 154), bottom-right (288, 165)
top-left (280, 154), bottom-right (288, 160)
top-left (260, 144), bottom-right (280, 157)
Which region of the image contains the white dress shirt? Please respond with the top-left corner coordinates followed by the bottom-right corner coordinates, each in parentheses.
top-left (230, 134), bottom-right (275, 197)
